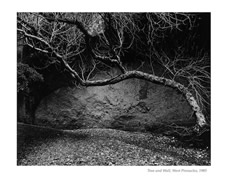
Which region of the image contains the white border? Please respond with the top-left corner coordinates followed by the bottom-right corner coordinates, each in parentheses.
top-left (1, 0), bottom-right (226, 184)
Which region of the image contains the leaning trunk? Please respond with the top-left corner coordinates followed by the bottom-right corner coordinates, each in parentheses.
top-left (81, 70), bottom-right (207, 131)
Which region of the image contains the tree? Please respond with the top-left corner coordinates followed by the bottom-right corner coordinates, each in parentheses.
top-left (17, 12), bottom-right (210, 133)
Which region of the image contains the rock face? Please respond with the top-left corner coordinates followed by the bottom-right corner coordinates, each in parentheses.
top-left (35, 77), bottom-right (195, 131)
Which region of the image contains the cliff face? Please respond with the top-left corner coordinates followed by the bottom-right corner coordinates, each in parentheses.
top-left (35, 76), bottom-right (195, 131)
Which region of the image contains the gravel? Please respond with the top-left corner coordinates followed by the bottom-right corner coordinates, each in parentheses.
top-left (17, 123), bottom-right (210, 166)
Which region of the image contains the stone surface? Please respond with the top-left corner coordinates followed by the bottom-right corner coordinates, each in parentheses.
top-left (35, 77), bottom-right (196, 130)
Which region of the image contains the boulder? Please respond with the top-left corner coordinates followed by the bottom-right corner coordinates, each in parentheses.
top-left (35, 77), bottom-right (196, 130)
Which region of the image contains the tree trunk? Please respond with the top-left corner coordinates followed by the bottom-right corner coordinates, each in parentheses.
top-left (81, 70), bottom-right (207, 131)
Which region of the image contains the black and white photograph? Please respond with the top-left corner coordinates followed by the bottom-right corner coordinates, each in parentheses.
top-left (3, 0), bottom-right (227, 183)
top-left (17, 12), bottom-right (211, 166)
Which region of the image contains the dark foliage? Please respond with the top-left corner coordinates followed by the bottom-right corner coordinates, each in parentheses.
top-left (17, 63), bottom-right (43, 93)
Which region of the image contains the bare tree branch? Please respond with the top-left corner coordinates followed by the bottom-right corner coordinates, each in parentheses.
top-left (18, 28), bottom-right (84, 85)
top-left (40, 13), bottom-right (127, 74)
top-left (83, 70), bottom-right (206, 130)
top-left (17, 12), bottom-right (209, 132)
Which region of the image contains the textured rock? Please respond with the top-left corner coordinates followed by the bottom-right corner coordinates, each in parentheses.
top-left (35, 77), bottom-right (196, 130)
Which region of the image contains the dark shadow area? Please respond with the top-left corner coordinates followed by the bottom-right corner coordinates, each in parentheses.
top-left (17, 123), bottom-right (90, 165)
top-left (144, 123), bottom-right (210, 149)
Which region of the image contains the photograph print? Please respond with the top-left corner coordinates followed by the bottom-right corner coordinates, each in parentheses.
top-left (17, 12), bottom-right (210, 166)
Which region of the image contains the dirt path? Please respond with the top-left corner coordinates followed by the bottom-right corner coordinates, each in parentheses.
top-left (17, 123), bottom-right (210, 166)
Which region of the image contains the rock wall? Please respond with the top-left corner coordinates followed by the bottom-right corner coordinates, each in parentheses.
top-left (35, 76), bottom-right (196, 131)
